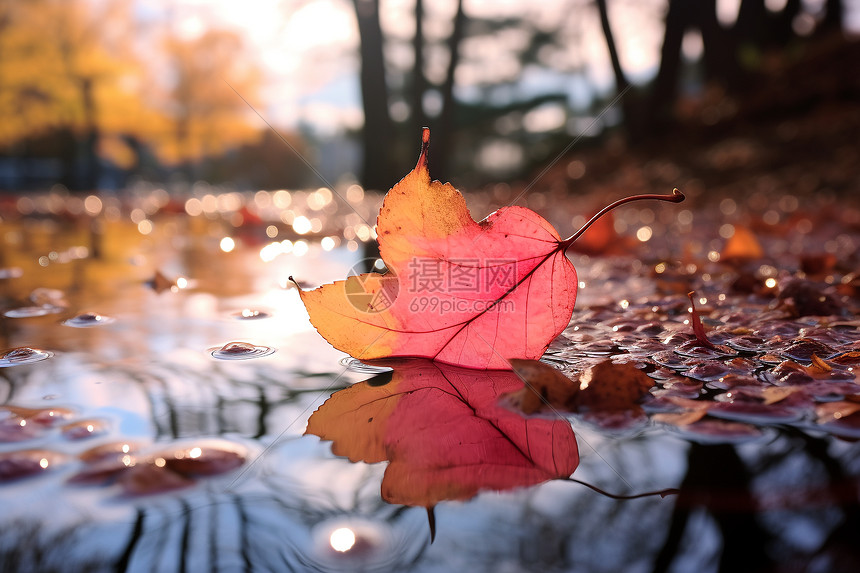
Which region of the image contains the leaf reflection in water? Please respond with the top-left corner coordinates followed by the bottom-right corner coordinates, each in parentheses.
top-left (305, 359), bottom-right (579, 508)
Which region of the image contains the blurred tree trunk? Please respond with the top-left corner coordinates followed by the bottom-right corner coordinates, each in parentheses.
top-left (772, 0), bottom-right (801, 46)
top-left (353, 0), bottom-right (395, 190)
top-left (410, 0), bottom-right (427, 138)
top-left (735, 0), bottom-right (768, 48)
top-left (79, 76), bottom-right (100, 190)
top-left (696, 0), bottom-right (741, 88)
top-left (648, 0), bottom-right (747, 130)
top-left (432, 0), bottom-right (465, 181)
top-left (652, 444), bottom-right (770, 572)
top-left (57, 18), bottom-right (101, 191)
top-left (595, 0), bottom-right (640, 141)
top-left (648, 0), bottom-right (689, 129)
top-left (821, 0), bottom-right (843, 32)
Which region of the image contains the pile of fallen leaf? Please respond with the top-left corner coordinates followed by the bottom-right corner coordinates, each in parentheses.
top-left (515, 278), bottom-right (859, 441)
top-left (517, 213), bottom-right (860, 441)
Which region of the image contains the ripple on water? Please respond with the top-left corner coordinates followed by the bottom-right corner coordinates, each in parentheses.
top-left (209, 341), bottom-right (276, 360)
top-left (0, 347), bottom-right (54, 367)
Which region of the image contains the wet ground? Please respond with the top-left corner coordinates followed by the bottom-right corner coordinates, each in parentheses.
top-left (1, 181), bottom-right (859, 572)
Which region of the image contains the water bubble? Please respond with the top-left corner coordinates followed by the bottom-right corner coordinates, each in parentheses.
top-left (231, 308), bottom-right (271, 320)
top-left (209, 341), bottom-right (275, 360)
top-left (0, 347), bottom-right (53, 367)
top-left (63, 312), bottom-right (115, 327)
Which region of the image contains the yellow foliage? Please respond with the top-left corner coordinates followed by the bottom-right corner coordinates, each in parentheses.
top-left (0, 0), bottom-right (261, 166)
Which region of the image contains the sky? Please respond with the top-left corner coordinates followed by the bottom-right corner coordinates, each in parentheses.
top-left (137, 0), bottom-right (860, 135)
top-left (134, 0), bottom-right (664, 134)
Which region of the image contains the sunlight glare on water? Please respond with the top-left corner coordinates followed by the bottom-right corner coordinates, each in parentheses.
top-left (330, 527), bottom-right (356, 552)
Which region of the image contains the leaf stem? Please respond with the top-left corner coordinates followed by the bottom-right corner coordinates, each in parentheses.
top-left (564, 477), bottom-right (679, 500)
top-left (560, 188), bottom-right (685, 251)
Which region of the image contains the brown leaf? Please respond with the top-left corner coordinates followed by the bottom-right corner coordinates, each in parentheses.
top-left (576, 361), bottom-right (655, 411)
top-left (808, 354), bottom-right (832, 373)
top-left (778, 279), bottom-right (843, 317)
top-left (762, 386), bottom-right (804, 405)
top-left (652, 410), bottom-right (708, 426)
top-left (508, 359), bottom-right (579, 414)
top-left (815, 401), bottom-right (860, 425)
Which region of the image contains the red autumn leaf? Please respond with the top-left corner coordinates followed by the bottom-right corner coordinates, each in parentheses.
top-left (297, 129), bottom-right (684, 369)
top-left (304, 359), bottom-right (579, 508)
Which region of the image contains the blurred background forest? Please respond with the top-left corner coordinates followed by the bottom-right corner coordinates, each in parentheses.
top-left (0, 0), bottom-right (857, 195)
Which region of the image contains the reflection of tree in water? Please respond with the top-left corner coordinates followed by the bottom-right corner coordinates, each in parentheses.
top-left (0, 358), bottom-right (429, 570)
top-left (1, 358), bottom-right (858, 571)
top-left (0, 486), bottom-right (428, 571)
top-left (653, 433), bottom-right (860, 573)
top-left (520, 433), bottom-right (860, 572)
